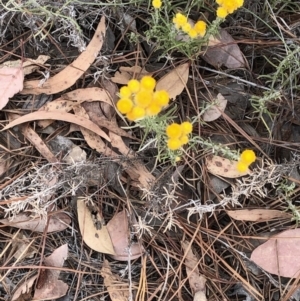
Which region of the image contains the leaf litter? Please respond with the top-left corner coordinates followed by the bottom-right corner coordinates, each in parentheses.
top-left (1, 3), bottom-right (300, 301)
top-left (20, 16), bottom-right (106, 95)
top-left (0, 66), bottom-right (24, 110)
top-left (77, 198), bottom-right (115, 255)
top-left (0, 55), bottom-right (50, 75)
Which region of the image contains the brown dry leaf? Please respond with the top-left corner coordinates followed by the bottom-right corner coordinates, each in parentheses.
top-left (0, 67), bottom-right (24, 110)
top-left (38, 87), bottom-right (113, 128)
top-left (101, 260), bottom-right (130, 301)
top-left (193, 291), bottom-right (207, 301)
top-left (251, 229), bottom-right (300, 278)
top-left (111, 65), bottom-right (150, 84)
top-left (81, 127), bottom-right (118, 156)
top-left (62, 87), bottom-right (114, 105)
top-left (0, 212), bottom-right (71, 233)
top-left (82, 98), bottom-right (155, 190)
top-left (11, 273), bottom-right (38, 301)
top-left (12, 233), bottom-right (37, 260)
top-left (181, 241), bottom-right (207, 300)
top-left (1, 55), bottom-right (50, 75)
top-left (21, 17), bottom-right (106, 95)
top-left (73, 104), bottom-right (111, 142)
top-left (1, 111), bottom-right (111, 142)
top-left (21, 125), bottom-right (59, 164)
top-left (80, 102), bottom-right (136, 139)
top-left (108, 129), bottom-right (155, 189)
top-left (107, 210), bottom-right (144, 261)
top-left (227, 209), bottom-right (291, 222)
top-left (203, 29), bottom-right (246, 69)
top-left (63, 145), bottom-right (87, 164)
top-left (206, 155), bottom-right (250, 178)
top-left (100, 79), bottom-right (118, 119)
top-left (111, 70), bottom-right (130, 85)
top-left (109, 131), bottom-right (133, 156)
top-left (33, 244), bottom-right (68, 300)
top-left (67, 123), bottom-right (81, 134)
top-left (202, 93), bottom-right (228, 122)
top-left (77, 198), bottom-right (115, 255)
top-left (108, 131), bottom-right (155, 190)
top-left (37, 99), bottom-right (75, 128)
top-left (77, 102), bottom-right (134, 152)
top-left (156, 63), bottom-right (189, 100)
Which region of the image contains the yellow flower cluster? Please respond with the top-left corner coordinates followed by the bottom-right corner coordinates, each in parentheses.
top-left (117, 76), bottom-right (170, 121)
top-left (216, 0), bottom-right (244, 18)
top-left (152, 0), bottom-right (162, 9)
top-left (166, 122), bottom-right (193, 151)
top-left (173, 13), bottom-right (207, 39)
top-left (236, 149), bottom-right (256, 173)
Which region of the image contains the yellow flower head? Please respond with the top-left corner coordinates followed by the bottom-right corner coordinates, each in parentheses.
top-left (236, 160), bottom-right (249, 173)
top-left (180, 135), bottom-right (189, 145)
top-left (224, 4), bottom-right (236, 14)
top-left (236, 0), bottom-right (244, 7)
top-left (166, 123), bottom-right (182, 139)
top-left (167, 138), bottom-right (182, 151)
top-left (240, 149), bottom-right (256, 165)
top-left (153, 90), bottom-right (169, 107)
top-left (135, 90), bottom-right (153, 108)
top-left (117, 98), bottom-right (134, 114)
top-left (129, 106), bottom-right (146, 121)
top-left (182, 22), bottom-right (192, 33)
top-left (181, 121), bottom-right (193, 134)
top-left (146, 103), bottom-right (161, 116)
top-left (217, 6), bottom-right (229, 18)
top-left (188, 28), bottom-right (198, 39)
top-left (194, 21), bottom-right (207, 37)
top-left (173, 13), bottom-right (188, 27)
top-left (175, 156), bottom-right (181, 162)
top-left (221, 0), bottom-right (242, 13)
top-left (152, 0), bottom-right (162, 9)
top-left (140, 76), bottom-right (156, 91)
top-left (119, 86), bottom-right (132, 98)
top-left (127, 79), bottom-right (140, 93)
